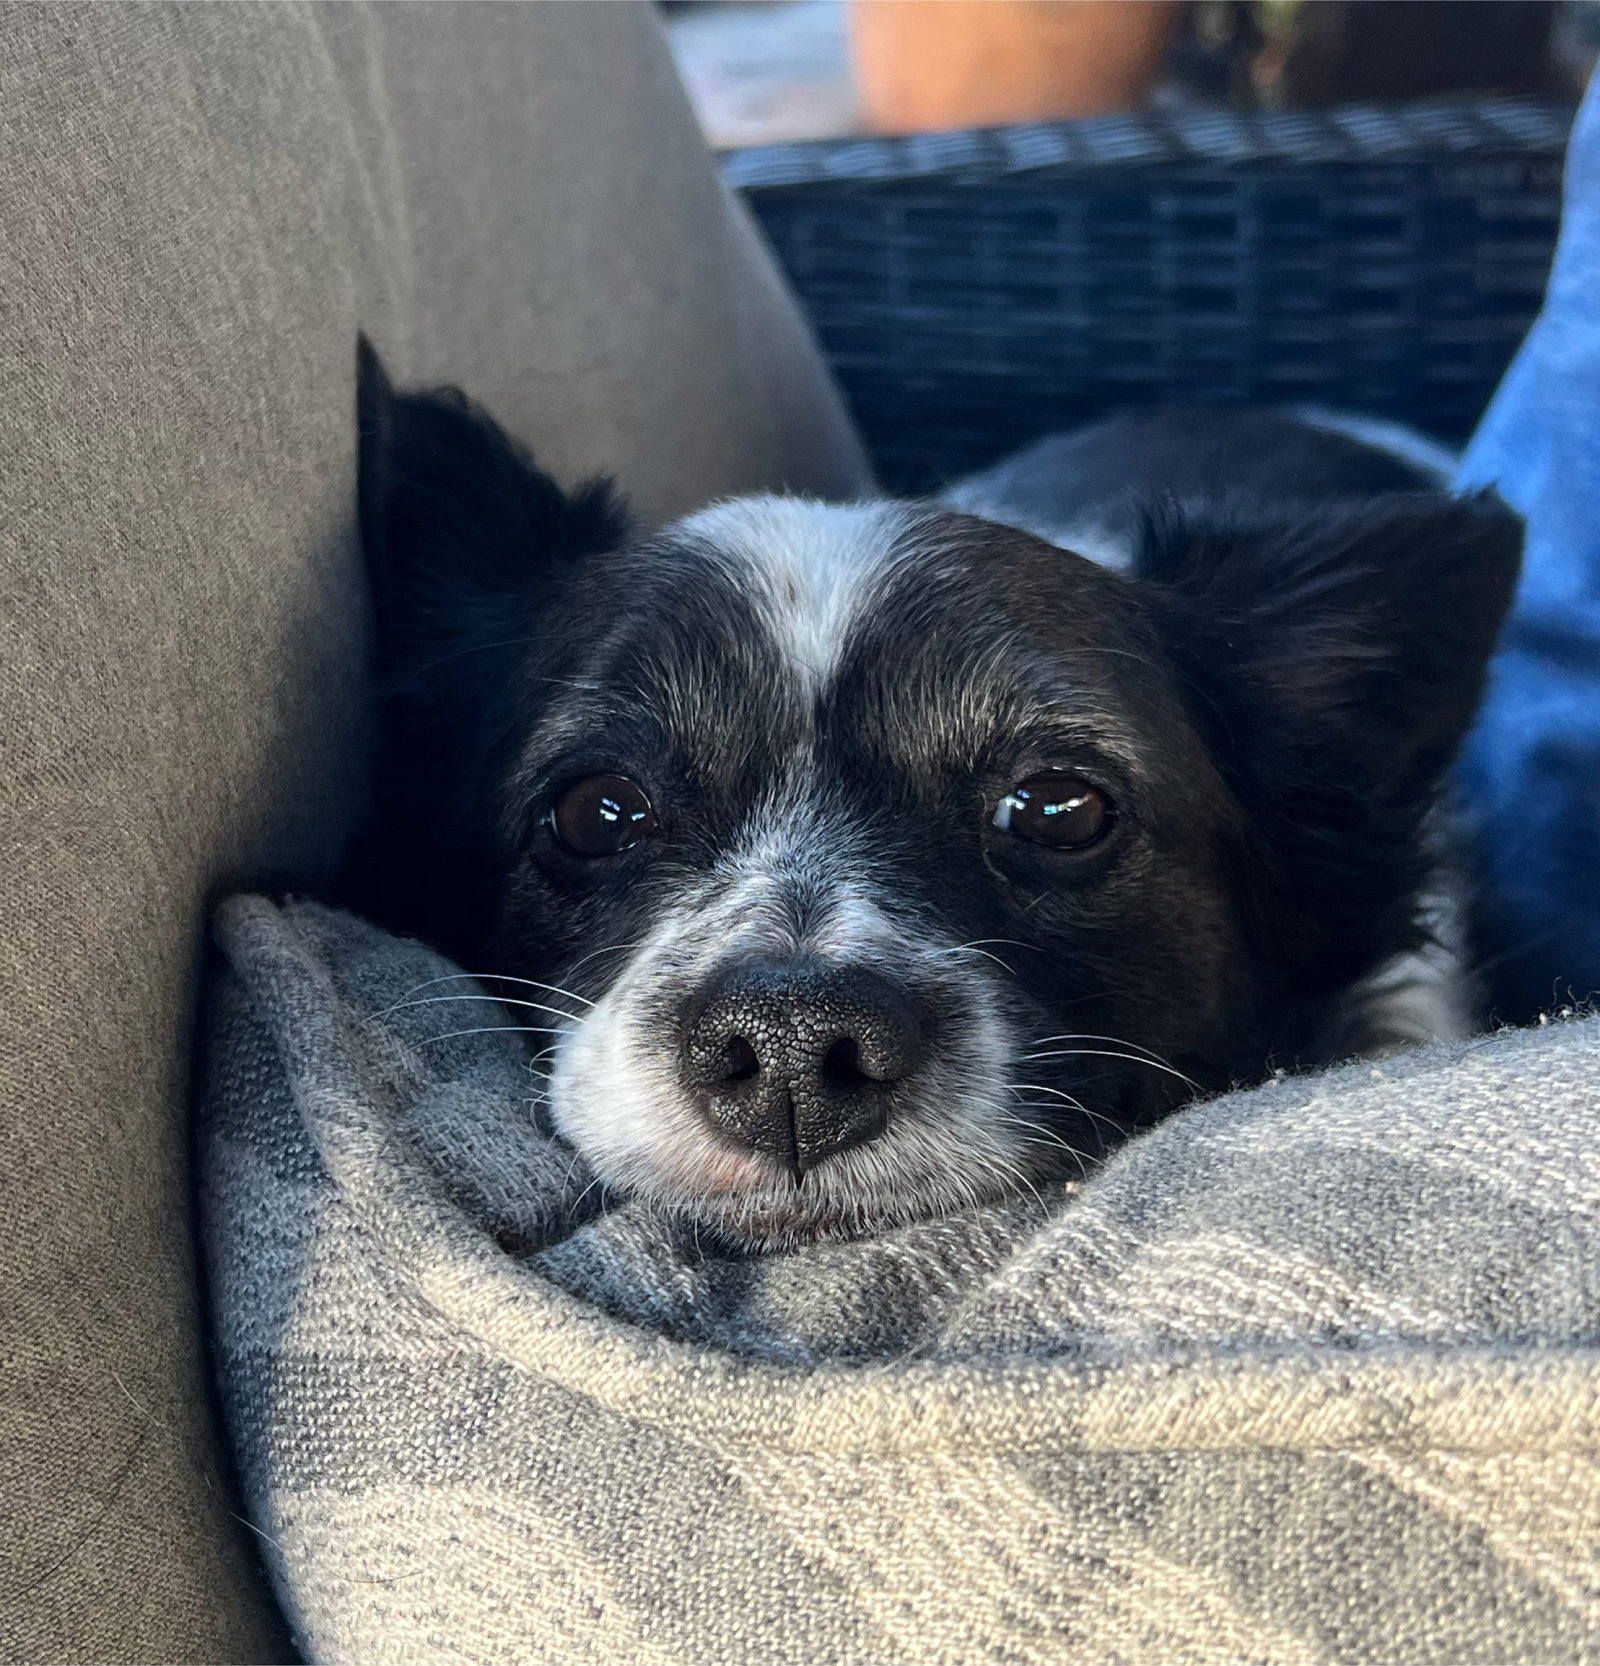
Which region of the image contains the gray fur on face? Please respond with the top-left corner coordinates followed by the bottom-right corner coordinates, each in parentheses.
top-left (356, 379), bottom-right (1522, 1247)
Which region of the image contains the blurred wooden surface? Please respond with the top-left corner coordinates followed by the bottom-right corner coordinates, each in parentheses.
top-left (850, 0), bottom-right (1185, 134)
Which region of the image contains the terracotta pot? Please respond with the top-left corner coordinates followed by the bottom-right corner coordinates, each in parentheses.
top-left (850, 0), bottom-right (1186, 135)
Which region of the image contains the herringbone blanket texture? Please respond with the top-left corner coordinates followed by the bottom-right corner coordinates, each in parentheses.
top-left (201, 895), bottom-right (1600, 1664)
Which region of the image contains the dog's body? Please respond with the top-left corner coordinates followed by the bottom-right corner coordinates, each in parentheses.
top-left (353, 344), bottom-right (1520, 1247)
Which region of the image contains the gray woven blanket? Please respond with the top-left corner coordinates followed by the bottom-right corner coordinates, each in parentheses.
top-left (202, 896), bottom-right (1600, 1664)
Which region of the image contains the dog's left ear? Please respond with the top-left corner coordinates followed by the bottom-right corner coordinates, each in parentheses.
top-left (348, 338), bottom-right (629, 949)
top-left (1136, 491), bottom-right (1521, 980)
top-left (356, 335), bottom-right (627, 687)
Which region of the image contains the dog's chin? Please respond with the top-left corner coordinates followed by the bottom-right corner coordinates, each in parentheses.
top-left (548, 1057), bottom-right (1045, 1251)
top-left (620, 1157), bottom-right (1036, 1252)
top-left (666, 1184), bottom-right (934, 1251)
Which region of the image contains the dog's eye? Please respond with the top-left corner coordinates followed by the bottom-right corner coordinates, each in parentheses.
top-left (993, 773), bottom-right (1112, 849)
top-left (550, 774), bottom-right (658, 856)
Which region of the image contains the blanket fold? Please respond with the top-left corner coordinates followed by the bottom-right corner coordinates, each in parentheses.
top-left (203, 895), bottom-right (1600, 1665)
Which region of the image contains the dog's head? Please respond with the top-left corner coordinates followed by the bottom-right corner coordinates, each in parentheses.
top-left (352, 348), bottom-right (1520, 1246)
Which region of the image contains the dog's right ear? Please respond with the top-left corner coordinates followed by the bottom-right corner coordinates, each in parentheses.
top-left (357, 335), bottom-right (627, 688)
top-left (349, 339), bottom-right (627, 949)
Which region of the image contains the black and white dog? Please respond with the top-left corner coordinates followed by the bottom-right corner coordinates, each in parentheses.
top-left (351, 343), bottom-right (1520, 1247)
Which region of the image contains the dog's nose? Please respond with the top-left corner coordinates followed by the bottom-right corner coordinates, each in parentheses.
top-left (684, 961), bottom-right (922, 1177)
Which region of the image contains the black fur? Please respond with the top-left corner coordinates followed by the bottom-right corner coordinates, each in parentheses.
top-left (347, 337), bottom-right (628, 954)
top-left (1136, 487), bottom-right (1521, 999)
top-left (347, 352), bottom-right (1522, 1241)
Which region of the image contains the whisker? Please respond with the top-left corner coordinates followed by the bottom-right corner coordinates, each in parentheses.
top-left (415, 1024), bottom-right (566, 1044)
top-left (934, 944), bottom-right (1013, 974)
top-left (383, 972), bottom-right (595, 1009)
top-left (986, 1145), bottom-right (1050, 1215)
top-left (558, 1145), bottom-right (589, 1197)
top-left (570, 1169), bottom-right (608, 1216)
top-left (926, 937), bottom-right (1041, 971)
top-left (563, 940), bottom-right (646, 978)
top-left (1026, 1031), bottom-right (1175, 1064)
top-left (1023, 1047), bottom-right (1199, 1092)
top-left (1025, 1033), bottom-right (1198, 1084)
top-left (1009, 1082), bottom-right (1089, 1113)
top-left (1008, 1084), bottom-right (1129, 1141)
top-left (478, 975), bottom-right (594, 1008)
top-left (999, 1111), bottom-right (1092, 1181)
top-left (378, 994), bottom-right (583, 1025)
top-left (1002, 1107), bottom-right (1078, 1141)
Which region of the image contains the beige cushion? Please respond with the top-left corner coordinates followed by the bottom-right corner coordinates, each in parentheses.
top-left (0, 4), bottom-right (866, 1659)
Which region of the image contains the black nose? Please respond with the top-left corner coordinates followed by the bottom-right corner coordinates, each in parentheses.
top-left (684, 960), bottom-right (923, 1177)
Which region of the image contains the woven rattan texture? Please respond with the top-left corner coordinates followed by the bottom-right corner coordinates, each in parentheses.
top-left (730, 102), bottom-right (1572, 490)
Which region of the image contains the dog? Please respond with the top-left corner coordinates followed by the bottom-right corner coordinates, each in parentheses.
top-left (350, 342), bottom-right (1520, 1248)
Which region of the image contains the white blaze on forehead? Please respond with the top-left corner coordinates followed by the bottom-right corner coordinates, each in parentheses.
top-left (675, 496), bottom-right (912, 690)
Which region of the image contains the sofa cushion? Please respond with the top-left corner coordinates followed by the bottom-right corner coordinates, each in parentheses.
top-left (203, 895), bottom-right (1600, 1665)
top-left (0, 5), bottom-right (865, 1659)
